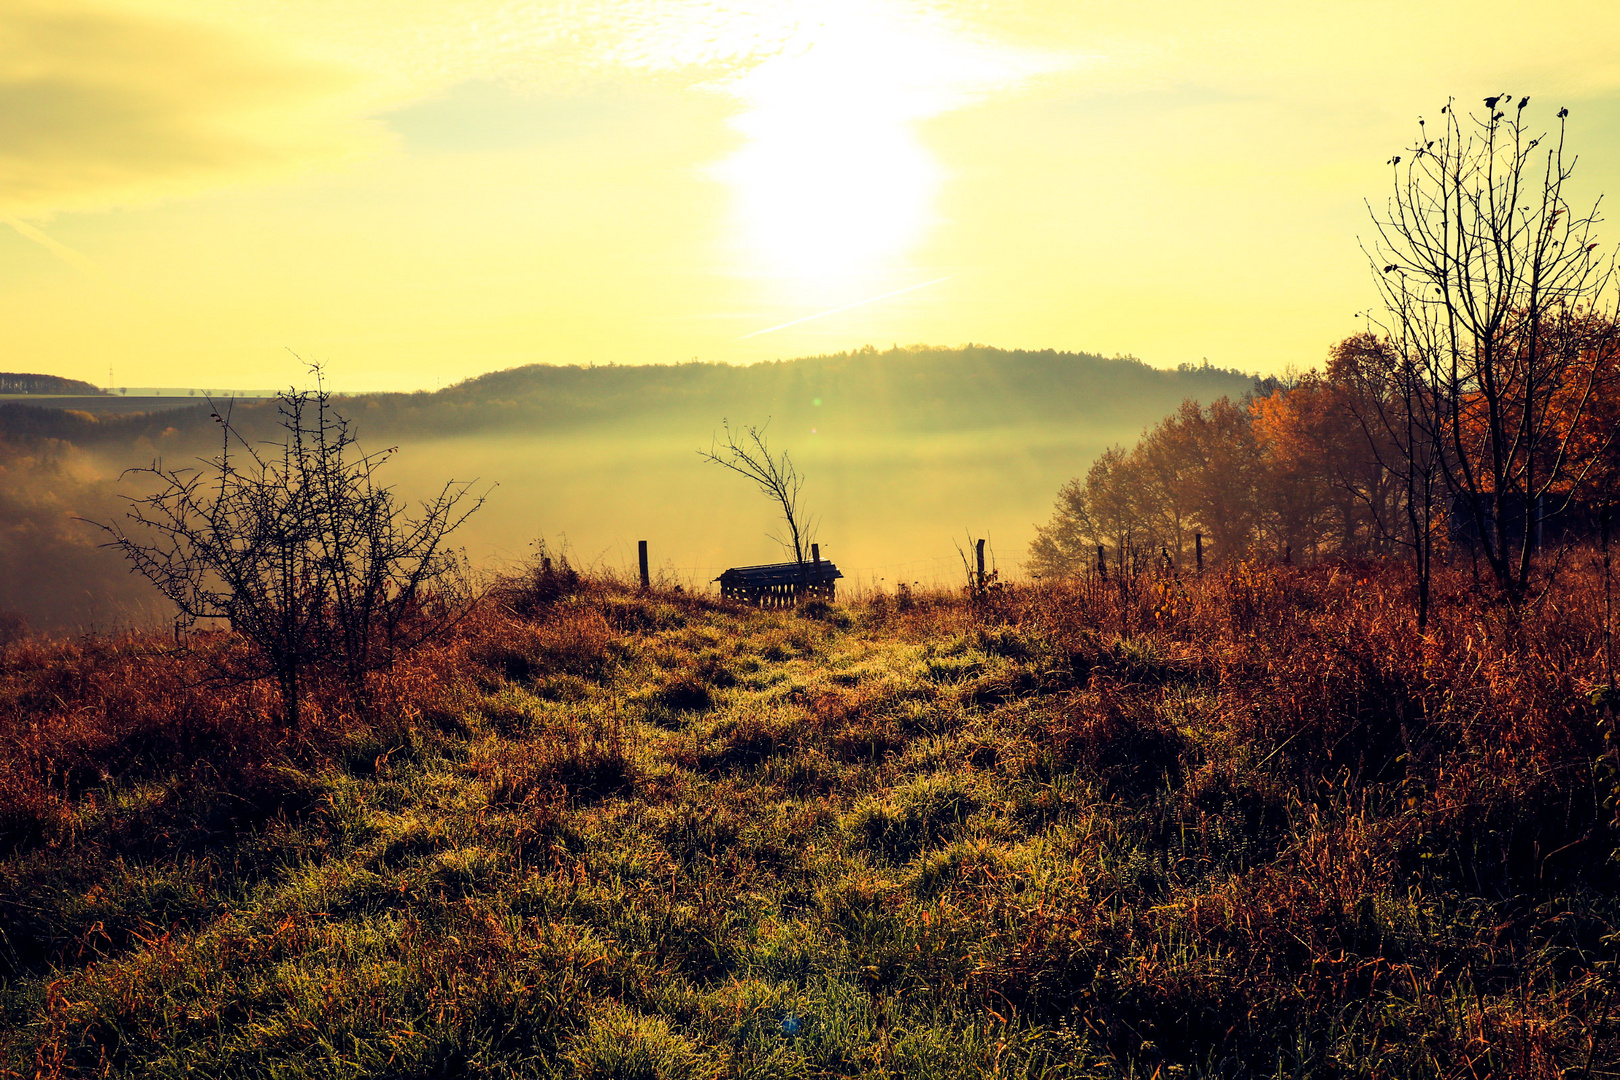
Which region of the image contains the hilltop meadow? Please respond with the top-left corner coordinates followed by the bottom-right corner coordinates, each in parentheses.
top-left (7, 7), bottom-right (1620, 1073)
top-left (0, 554), bottom-right (1615, 1078)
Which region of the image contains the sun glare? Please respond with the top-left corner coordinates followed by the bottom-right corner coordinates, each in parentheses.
top-left (710, 2), bottom-right (1065, 294)
top-left (715, 83), bottom-right (940, 286)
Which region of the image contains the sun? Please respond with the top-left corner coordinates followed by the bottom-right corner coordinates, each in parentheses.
top-left (710, 1), bottom-right (1062, 295)
top-left (713, 77), bottom-right (941, 288)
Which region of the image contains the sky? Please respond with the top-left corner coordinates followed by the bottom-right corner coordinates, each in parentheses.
top-left (4, 0), bottom-right (1620, 392)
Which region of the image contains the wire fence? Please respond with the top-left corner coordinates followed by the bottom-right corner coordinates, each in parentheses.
top-left (487, 536), bottom-right (1012, 597)
top-left (635, 554), bottom-right (990, 597)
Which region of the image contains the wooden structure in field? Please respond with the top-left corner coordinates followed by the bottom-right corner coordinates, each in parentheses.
top-left (716, 556), bottom-right (842, 607)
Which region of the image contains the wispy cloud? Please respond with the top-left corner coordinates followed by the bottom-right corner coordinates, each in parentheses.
top-left (0, 1), bottom-right (368, 216)
top-left (0, 0), bottom-right (1082, 221)
top-left (3, 218), bottom-right (100, 276)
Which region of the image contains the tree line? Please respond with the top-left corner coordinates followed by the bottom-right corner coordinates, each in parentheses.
top-left (1026, 348), bottom-right (1391, 575)
top-left (1031, 333), bottom-right (1615, 572)
top-left (0, 346), bottom-right (1253, 450)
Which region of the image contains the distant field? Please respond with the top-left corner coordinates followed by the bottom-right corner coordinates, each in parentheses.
top-left (0, 348), bottom-right (1254, 629)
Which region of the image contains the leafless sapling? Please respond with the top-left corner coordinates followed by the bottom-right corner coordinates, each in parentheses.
top-left (699, 420), bottom-right (817, 582)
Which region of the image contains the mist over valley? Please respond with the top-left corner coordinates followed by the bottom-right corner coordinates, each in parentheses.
top-left (0, 345), bottom-right (1252, 630)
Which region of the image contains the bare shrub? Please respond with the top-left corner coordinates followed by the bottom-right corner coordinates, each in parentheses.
top-left (102, 376), bottom-right (482, 725)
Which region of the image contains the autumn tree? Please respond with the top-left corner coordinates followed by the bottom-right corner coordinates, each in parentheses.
top-left (1028, 446), bottom-right (1146, 578)
top-left (1134, 403), bottom-right (1204, 563)
top-left (1250, 386), bottom-right (1334, 561)
top-left (1030, 397), bottom-right (1265, 578)
top-left (1243, 347), bottom-right (1413, 562)
top-left (1179, 398), bottom-right (1264, 562)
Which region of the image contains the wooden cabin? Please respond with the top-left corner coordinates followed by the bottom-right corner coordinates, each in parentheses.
top-left (716, 559), bottom-right (842, 607)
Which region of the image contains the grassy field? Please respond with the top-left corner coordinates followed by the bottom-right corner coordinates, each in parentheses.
top-left (0, 559), bottom-right (1616, 1078)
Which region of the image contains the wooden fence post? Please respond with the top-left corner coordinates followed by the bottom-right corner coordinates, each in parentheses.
top-left (976, 538), bottom-right (986, 592)
top-left (811, 543), bottom-right (822, 599)
top-left (1195, 533), bottom-right (1203, 575)
top-left (638, 540), bottom-right (649, 591)
top-left (1097, 544), bottom-right (1108, 581)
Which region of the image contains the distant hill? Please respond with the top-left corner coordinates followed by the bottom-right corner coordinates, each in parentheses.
top-left (0, 345), bottom-right (1258, 449)
top-left (0, 373), bottom-right (103, 396)
top-left (382, 344), bottom-right (1255, 437)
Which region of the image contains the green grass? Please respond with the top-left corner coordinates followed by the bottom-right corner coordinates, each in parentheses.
top-left (0, 567), bottom-right (1616, 1077)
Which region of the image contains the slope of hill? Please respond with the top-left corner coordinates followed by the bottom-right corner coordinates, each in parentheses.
top-left (370, 345), bottom-right (1255, 437)
top-left (0, 564), bottom-right (1613, 1076)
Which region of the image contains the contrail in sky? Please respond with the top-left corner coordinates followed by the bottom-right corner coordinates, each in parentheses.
top-left (738, 276), bottom-right (951, 340)
top-left (4, 218), bottom-right (100, 276)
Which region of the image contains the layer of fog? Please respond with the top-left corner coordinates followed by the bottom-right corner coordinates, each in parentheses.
top-left (382, 421), bottom-right (1132, 596)
top-left (2, 416), bottom-right (1146, 634)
